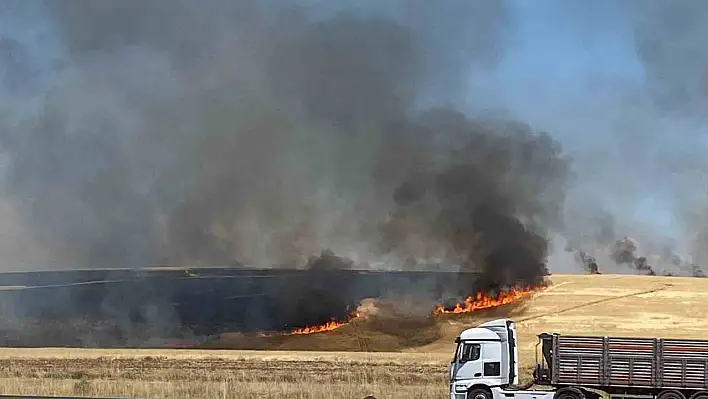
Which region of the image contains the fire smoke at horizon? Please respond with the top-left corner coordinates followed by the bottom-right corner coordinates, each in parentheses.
top-left (568, 236), bottom-right (706, 277)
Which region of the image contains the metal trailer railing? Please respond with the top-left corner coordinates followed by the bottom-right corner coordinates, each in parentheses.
top-left (549, 334), bottom-right (708, 390)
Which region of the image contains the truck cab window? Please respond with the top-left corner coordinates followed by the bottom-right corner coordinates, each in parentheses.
top-left (460, 343), bottom-right (481, 362)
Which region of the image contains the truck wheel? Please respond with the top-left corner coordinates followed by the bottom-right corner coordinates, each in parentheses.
top-left (554, 387), bottom-right (585, 399)
top-left (658, 391), bottom-right (686, 399)
top-left (689, 392), bottom-right (708, 399)
top-left (467, 388), bottom-right (492, 399)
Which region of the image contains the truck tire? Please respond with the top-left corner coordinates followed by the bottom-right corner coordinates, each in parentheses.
top-left (658, 390), bottom-right (686, 399)
top-left (467, 388), bottom-right (492, 399)
top-left (579, 388), bottom-right (601, 399)
top-left (553, 387), bottom-right (585, 399)
top-left (689, 392), bottom-right (708, 399)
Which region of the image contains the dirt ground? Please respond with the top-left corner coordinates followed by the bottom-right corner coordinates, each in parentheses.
top-left (2, 273), bottom-right (708, 398)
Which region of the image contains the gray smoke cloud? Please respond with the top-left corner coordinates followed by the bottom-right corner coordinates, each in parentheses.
top-left (0, 0), bottom-right (569, 277)
top-left (630, 0), bottom-right (708, 115)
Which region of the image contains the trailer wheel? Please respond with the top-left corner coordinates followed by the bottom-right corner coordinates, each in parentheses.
top-left (688, 392), bottom-right (708, 399)
top-left (658, 390), bottom-right (686, 399)
top-left (553, 387), bottom-right (585, 399)
top-left (579, 388), bottom-right (601, 399)
top-left (467, 388), bottom-right (492, 399)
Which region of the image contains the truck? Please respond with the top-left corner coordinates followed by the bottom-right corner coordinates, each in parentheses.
top-left (449, 318), bottom-right (708, 399)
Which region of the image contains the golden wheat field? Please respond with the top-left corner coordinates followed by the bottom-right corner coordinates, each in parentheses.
top-left (1, 273), bottom-right (708, 398)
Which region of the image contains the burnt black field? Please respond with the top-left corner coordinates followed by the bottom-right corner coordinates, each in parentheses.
top-left (0, 267), bottom-right (517, 348)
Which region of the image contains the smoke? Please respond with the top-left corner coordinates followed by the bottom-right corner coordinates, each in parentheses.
top-left (629, 0), bottom-right (708, 114)
top-left (0, 0), bottom-right (568, 287)
top-left (566, 236), bottom-right (706, 277)
top-left (376, 112), bottom-right (566, 285)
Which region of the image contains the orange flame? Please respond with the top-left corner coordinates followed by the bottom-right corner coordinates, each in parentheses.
top-left (257, 311), bottom-right (360, 337)
top-left (289, 319), bottom-right (348, 335)
top-left (432, 282), bottom-right (547, 315)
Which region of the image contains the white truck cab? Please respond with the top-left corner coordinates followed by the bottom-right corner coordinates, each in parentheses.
top-left (449, 318), bottom-right (553, 399)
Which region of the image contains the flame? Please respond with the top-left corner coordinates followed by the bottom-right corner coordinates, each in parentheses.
top-left (289, 319), bottom-right (348, 335)
top-left (433, 283), bottom-right (547, 315)
top-left (288, 311), bottom-right (360, 335)
top-left (257, 311), bottom-right (360, 337)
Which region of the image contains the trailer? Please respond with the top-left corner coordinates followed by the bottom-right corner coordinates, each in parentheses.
top-left (449, 319), bottom-right (708, 399)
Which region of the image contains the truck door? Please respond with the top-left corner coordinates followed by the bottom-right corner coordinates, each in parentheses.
top-left (455, 341), bottom-right (483, 381)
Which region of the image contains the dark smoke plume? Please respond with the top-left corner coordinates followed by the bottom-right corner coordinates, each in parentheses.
top-left (377, 112), bottom-right (566, 288)
top-left (574, 251), bottom-right (600, 274)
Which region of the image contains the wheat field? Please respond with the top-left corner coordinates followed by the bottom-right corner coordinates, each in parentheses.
top-left (1, 274), bottom-right (708, 398)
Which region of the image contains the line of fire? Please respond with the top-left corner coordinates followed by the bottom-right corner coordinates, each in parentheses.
top-left (260, 281), bottom-right (550, 337)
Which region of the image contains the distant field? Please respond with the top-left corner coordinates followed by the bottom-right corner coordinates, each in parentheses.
top-left (1, 273), bottom-right (708, 398)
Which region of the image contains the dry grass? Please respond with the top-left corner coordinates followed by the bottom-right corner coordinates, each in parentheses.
top-left (3, 273), bottom-right (708, 398)
top-left (513, 273), bottom-right (708, 359)
top-left (0, 351), bottom-right (450, 398)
